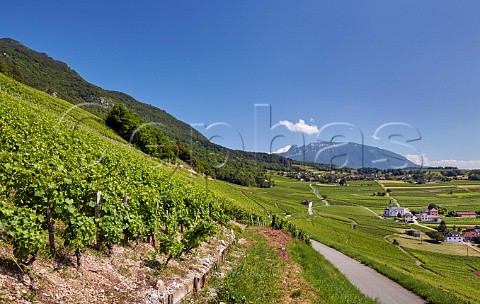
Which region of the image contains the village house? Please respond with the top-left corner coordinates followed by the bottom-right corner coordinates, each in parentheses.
top-left (418, 207), bottom-right (441, 222)
top-left (403, 212), bottom-right (414, 222)
top-left (445, 231), bottom-right (465, 243)
top-left (419, 212), bottom-right (441, 222)
top-left (463, 231), bottom-right (480, 243)
top-left (456, 212), bottom-right (477, 218)
top-left (383, 200), bottom-right (408, 217)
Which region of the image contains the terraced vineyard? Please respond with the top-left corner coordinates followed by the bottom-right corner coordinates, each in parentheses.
top-left (0, 73), bottom-right (260, 280)
top-left (379, 180), bottom-right (480, 212)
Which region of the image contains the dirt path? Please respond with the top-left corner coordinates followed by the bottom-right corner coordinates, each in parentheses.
top-left (466, 243), bottom-right (480, 254)
top-left (256, 228), bottom-right (318, 303)
top-left (376, 181), bottom-right (400, 206)
top-left (365, 207), bottom-right (384, 220)
top-left (381, 185), bottom-right (454, 189)
top-left (309, 183), bottom-right (329, 207)
top-left (311, 240), bottom-right (426, 304)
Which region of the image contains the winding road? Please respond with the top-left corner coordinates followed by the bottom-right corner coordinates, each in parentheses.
top-left (311, 240), bottom-right (426, 304)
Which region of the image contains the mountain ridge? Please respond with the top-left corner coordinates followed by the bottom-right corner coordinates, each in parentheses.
top-left (278, 141), bottom-right (420, 169)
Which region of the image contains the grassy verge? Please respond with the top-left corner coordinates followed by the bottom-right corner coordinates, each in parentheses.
top-left (188, 228), bottom-right (284, 303)
top-left (216, 229), bottom-right (283, 303)
top-left (188, 228), bottom-right (379, 304)
top-left (217, 230), bottom-right (282, 303)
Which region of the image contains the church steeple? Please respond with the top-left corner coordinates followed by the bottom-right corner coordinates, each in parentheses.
top-left (388, 199), bottom-right (393, 208)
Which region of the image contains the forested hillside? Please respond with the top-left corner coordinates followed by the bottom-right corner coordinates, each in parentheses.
top-left (0, 38), bottom-right (335, 187)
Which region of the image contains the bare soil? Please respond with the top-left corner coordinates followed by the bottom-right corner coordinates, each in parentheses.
top-left (0, 227), bottom-right (235, 304)
top-left (256, 227), bottom-right (317, 303)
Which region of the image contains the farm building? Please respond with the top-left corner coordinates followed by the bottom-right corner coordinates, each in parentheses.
top-left (456, 212), bottom-right (477, 218)
top-left (419, 213), bottom-right (441, 222)
top-left (405, 229), bottom-right (421, 237)
top-left (465, 225), bottom-right (480, 233)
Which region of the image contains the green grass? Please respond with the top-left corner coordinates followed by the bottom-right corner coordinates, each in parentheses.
top-left (216, 229), bottom-right (283, 303)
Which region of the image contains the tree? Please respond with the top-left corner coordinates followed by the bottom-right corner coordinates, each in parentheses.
top-left (426, 231), bottom-right (445, 243)
top-left (437, 220), bottom-right (447, 233)
top-left (105, 104), bottom-right (173, 160)
top-left (428, 203), bottom-right (437, 210)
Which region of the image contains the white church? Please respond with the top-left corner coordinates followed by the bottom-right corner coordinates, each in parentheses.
top-left (383, 199), bottom-right (408, 217)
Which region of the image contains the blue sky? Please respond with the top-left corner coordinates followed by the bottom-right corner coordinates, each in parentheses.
top-left (2, 1), bottom-right (480, 168)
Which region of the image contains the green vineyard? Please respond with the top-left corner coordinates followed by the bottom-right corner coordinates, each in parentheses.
top-left (0, 73), bottom-right (263, 282)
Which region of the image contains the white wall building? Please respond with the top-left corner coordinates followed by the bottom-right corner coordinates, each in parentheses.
top-left (445, 231), bottom-right (464, 243)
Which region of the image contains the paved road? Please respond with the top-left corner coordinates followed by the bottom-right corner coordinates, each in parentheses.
top-left (412, 219), bottom-right (436, 231)
top-left (311, 240), bottom-right (426, 304)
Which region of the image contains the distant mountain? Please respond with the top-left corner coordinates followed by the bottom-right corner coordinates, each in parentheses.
top-left (278, 141), bottom-right (420, 169)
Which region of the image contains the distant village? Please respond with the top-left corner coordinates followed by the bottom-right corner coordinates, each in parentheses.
top-left (284, 167), bottom-right (479, 184)
top-left (383, 200), bottom-right (480, 244)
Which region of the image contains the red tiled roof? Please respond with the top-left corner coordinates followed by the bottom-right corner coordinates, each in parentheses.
top-left (474, 271), bottom-right (480, 277)
top-left (456, 212), bottom-right (477, 215)
top-left (464, 231), bottom-right (479, 238)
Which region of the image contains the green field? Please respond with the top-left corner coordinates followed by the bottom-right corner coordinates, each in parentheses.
top-left (210, 175), bottom-right (480, 303)
top-left (379, 180), bottom-right (480, 212)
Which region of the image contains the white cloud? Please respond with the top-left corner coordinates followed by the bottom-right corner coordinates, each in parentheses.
top-left (405, 153), bottom-right (480, 169)
top-left (279, 119), bottom-right (319, 135)
top-left (427, 159), bottom-right (480, 169)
